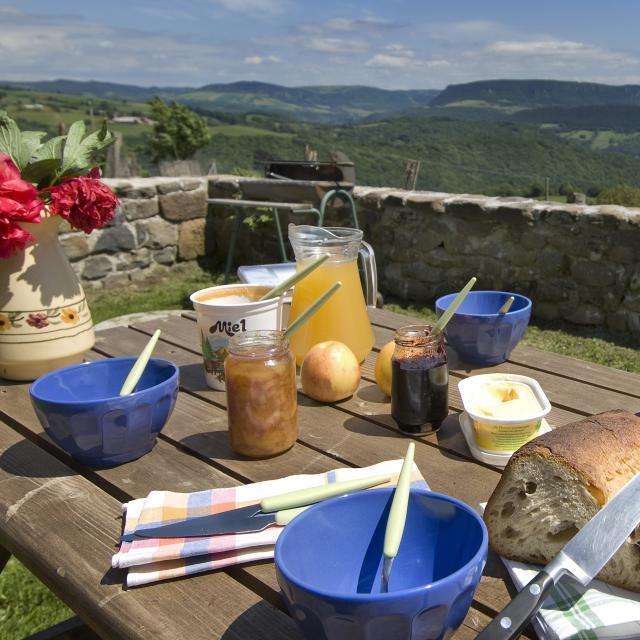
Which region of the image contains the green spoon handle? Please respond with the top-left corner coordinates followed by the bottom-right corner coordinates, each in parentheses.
top-left (383, 442), bottom-right (415, 560)
top-left (259, 253), bottom-right (329, 301)
top-left (119, 329), bottom-right (161, 396)
top-left (432, 276), bottom-right (477, 335)
top-left (274, 505), bottom-right (309, 525)
top-left (260, 473), bottom-right (392, 513)
top-left (498, 296), bottom-right (515, 314)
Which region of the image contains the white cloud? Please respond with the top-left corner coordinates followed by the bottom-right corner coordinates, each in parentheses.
top-left (486, 39), bottom-right (640, 66)
top-left (210, 0), bottom-right (286, 15)
top-left (366, 54), bottom-right (412, 68)
top-left (244, 55), bottom-right (281, 64)
top-left (298, 16), bottom-right (396, 35)
top-left (303, 37), bottom-right (369, 54)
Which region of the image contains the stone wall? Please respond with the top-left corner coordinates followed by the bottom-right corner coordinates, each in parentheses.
top-left (61, 175), bottom-right (640, 335)
top-left (208, 177), bottom-right (640, 335)
top-left (61, 177), bottom-right (209, 289)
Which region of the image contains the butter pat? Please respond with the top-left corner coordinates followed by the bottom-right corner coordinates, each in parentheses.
top-left (470, 381), bottom-right (541, 419)
top-left (458, 374), bottom-right (551, 454)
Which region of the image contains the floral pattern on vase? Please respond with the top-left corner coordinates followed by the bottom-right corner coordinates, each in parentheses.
top-left (0, 215), bottom-right (95, 381)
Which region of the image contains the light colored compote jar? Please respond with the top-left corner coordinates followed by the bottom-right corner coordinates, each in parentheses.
top-left (224, 330), bottom-right (297, 458)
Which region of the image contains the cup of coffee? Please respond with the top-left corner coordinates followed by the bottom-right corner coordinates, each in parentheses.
top-left (190, 284), bottom-right (285, 390)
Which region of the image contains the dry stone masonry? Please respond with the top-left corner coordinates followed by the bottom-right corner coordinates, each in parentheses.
top-left (59, 176), bottom-right (640, 336)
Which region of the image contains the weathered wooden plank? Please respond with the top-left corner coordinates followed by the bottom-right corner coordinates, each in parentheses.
top-left (169, 313), bottom-right (613, 424)
top-left (92, 326), bottom-right (526, 620)
top-left (1, 376), bottom-right (508, 634)
top-left (368, 306), bottom-right (640, 399)
top-left (0, 376), bottom-right (329, 600)
top-left (507, 342), bottom-right (640, 399)
top-left (366, 322), bottom-right (638, 418)
top-left (0, 421), bottom-right (302, 640)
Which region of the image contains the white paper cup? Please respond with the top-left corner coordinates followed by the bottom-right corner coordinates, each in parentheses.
top-left (190, 284), bottom-right (284, 390)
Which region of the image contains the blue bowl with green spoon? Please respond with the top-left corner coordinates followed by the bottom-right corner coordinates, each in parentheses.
top-left (275, 486), bottom-right (488, 640)
top-left (29, 351), bottom-right (178, 467)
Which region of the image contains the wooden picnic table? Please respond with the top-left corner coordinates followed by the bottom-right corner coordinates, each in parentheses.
top-left (0, 306), bottom-right (639, 640)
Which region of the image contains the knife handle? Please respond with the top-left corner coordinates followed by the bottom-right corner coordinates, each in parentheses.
top-left (260, 473), bottom-right (392, 513)
top-left (476, 571), bottom-right (555, 640)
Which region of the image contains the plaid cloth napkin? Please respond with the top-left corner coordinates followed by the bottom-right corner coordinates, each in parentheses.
top-left (113, 459), bottom-right (427, 588)
top-left (479, 505), bottom-right (640, 639)
top-left (503, 560), bottom-right (640, 640)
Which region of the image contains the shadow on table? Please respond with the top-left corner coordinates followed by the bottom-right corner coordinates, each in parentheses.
top-left (221, 600), bottom-right (303, 640)
top-left (178, 363), bottom-right (210, 392)
top-left (0, 439), bottom-right (76, 478)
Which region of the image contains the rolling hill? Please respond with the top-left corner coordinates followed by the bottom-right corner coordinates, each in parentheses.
top-left (431, 79), bottom-right (640, 109)
top-left (0, 79), bottom-right (439, 123)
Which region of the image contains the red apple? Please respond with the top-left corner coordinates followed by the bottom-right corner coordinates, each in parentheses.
top-left (300, 341), bottom-right (361, 402)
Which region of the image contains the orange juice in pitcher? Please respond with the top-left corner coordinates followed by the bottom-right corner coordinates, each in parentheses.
top-left (287, 226), bottom-right (376, 364)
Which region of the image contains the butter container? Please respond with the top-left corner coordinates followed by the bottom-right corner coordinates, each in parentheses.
top-left (458, 373), bottom-right (551, 454)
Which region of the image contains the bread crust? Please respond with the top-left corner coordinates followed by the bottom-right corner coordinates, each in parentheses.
top-left (484, 409), bottom-right (640, 591)
top-left (511, 409), bottom-right (640, 504)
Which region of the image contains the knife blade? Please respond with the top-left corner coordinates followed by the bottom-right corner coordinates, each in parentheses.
top-left (477, 471), bottom-right (640, 640)
top-left (121, 473), bottom-right (392, 542)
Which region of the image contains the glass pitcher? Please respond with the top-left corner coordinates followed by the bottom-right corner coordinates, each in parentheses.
top-left (287, 225), bottom-right (376, 365)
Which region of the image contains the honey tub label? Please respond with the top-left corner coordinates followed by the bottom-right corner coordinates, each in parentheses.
top-left (472, 419), bottom-right (542, 452)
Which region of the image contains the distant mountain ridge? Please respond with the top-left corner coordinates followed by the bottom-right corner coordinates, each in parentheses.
top-left (432, 79), bottom-right (640, 108)
top-left (0, 79), bottom-right (439, 123)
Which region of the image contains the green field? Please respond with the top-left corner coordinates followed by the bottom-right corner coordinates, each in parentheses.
top-left (5, 86), bottom-right (640, 196)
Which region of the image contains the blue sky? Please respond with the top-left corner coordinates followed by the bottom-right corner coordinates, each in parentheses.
top-left (1, 1), bottom-right (640, 89)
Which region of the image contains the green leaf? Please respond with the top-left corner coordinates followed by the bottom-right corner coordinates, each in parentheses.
top-left (21, 158), bottom-right (62, 185)
top-left (60, 119), bottom-right (114, 175)
top-left (33, 135), bottom-right (66, 162)
top-left (0, 111), bottom-right (24, 168)
top-left (19, 131), bottom-right (47, 166)
top-left (61, 127), bottom-right (115, 176)
top-left (61, 120), bottom-right (86, 171)
top-left (201, 332), bottom-right (215, 360)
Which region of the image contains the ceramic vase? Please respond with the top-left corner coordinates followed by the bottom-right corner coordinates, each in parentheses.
top-left (0, 215), bottom-right (95, 381)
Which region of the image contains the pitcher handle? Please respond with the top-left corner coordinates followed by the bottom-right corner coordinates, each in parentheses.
top-left (358, 241), bottom-right (378, 308)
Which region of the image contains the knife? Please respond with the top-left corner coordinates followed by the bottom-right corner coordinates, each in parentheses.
top-left (477, 471), bottom-right (640, 640)
top-left (121, 473), bottom-right (392, 542)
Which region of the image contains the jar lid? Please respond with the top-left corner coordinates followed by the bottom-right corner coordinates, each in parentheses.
top-left (228, 330), bottom-right (288, 357)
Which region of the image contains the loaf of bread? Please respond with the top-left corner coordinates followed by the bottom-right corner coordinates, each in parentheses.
top-left (484, 409), bottom-right (640, 592)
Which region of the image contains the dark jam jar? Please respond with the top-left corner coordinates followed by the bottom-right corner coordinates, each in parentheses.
top-left (391, 325), bottom-right (449, 434)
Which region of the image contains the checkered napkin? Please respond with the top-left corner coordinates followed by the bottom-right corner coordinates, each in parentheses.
top-left (479, 505), bottom-right (640, 639)
top-left (112, 459), bottom-right (428, 588)
top-left (503, 560), bottom-right (640, 640)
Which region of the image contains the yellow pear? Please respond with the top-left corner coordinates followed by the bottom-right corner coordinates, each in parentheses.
top-left (374, 341), bottom-right (395, 397)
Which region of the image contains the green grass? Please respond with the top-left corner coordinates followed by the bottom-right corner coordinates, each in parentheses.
top-left (384, 302), bottom-right (640, 374)
top-left (2, 269), bottom-right (638, 639)
top-left (0, 558), bottom-right (75, 640)
top-left (87, 265), bottom-right (227, 324)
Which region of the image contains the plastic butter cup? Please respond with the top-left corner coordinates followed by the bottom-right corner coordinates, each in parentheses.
top-left (458, 374), bottom-right (551, 458)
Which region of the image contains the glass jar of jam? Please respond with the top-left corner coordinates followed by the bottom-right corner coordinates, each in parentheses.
top-left (391, 325), bottom-right (449, 434)
top-left (225, 330), bottom-right (297, 458)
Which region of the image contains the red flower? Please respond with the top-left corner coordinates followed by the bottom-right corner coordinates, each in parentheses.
top-left (26, 313), bottom-right (49, 329)
top-left (48, 168), bottom-right (118, 233)
top-left (0, 153), bottom-right (44, 257)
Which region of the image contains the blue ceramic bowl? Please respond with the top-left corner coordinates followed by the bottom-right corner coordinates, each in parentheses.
top-left (30, 358), bottom-right (179, 467)
top-left (435, 290), bottom-right (532, 365)
top-left (275, 488), bottom-right (487, 640)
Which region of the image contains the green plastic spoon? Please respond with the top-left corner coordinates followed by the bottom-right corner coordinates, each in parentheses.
top-left (119, 329), bottom-right (161, 396)
top-left (431, 276), bottom-right (477, 336)
top-left (381, 442), bottom-right (415, 592)
top-left (498, 296), bottom-right (515, 314)
top-left (259, 253), bottom-right (330, 301)
top-left (283, 281), bottom-right (341, 338)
